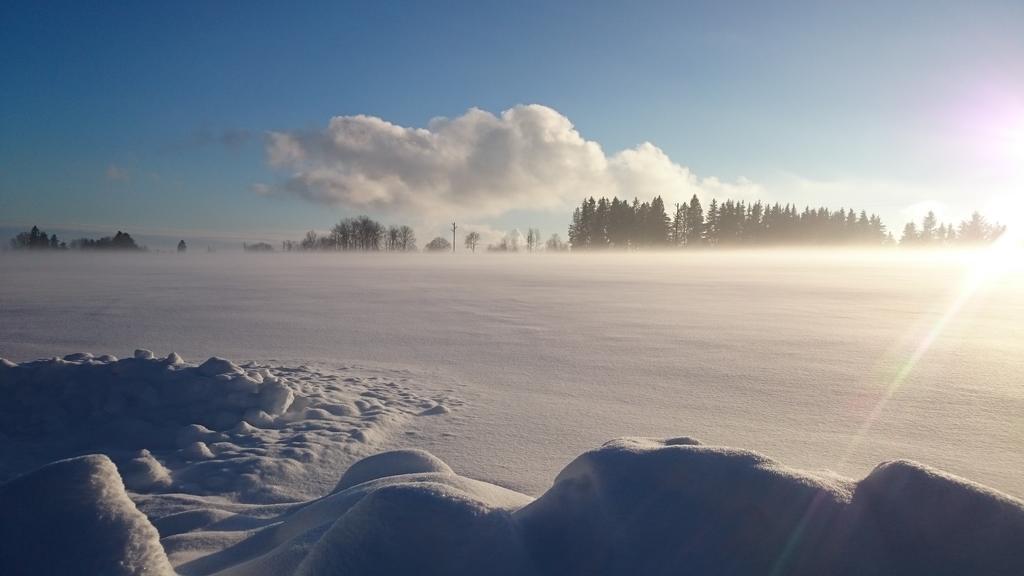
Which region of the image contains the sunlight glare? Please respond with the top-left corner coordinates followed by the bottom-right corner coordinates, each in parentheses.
top-left (839, 200), bottom-right (1022, 468)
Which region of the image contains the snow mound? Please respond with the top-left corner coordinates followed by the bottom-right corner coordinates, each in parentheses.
top-left (296, 481), bottom-right (528, 576)
top-left (514, 437), bottom-right (1024, 575)
top-left (119, 449), bottom-right (173, 492)
top-left (846, 459), bottom-right (1024, 574)
top-left (333, 448), bottom-right (454, 492)
top-left (145, 440), bottom-right (1024, 576)
top-left (160, 459), bottom-right (528, 575)
top-left (0, 454), bottom-right (174, 576)
top-left (0, 353), bottom-right (460, 502)
top-left (517, 437), bottom-right (853, 575)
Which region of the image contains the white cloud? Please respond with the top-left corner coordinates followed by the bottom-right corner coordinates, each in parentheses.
top-left (263, 105), bottom-right (760, 218)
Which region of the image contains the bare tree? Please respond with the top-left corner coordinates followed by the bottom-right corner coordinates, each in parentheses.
top-left (464, 231), bottom-right (481, 252)
top-left (397, 225), bottom-right (417, 251)
top-left (386, 225), bottom-right (401, 251)
top-left (289, 218), bottom-right (415, 252)
top-left (335, 218), bottom-right (356, 248)
top-left (354, 215), bottom-right (383, 250)
top-left (301, 230), bottom-right (319, 250)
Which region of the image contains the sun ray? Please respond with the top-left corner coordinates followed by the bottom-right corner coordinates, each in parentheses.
top-left (838, 217), bottom-right (1022, 467)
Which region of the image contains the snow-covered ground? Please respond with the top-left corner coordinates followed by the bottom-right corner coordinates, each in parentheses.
top-left (0, 352), bottom-right (460, 502)
top-left (2, 250), bottom-right (1022, 496)
top-left (1, 250), bottom-right (1023, 573)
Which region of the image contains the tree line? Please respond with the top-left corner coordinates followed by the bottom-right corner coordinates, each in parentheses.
top-left (284, 216), bottom-right (418, 252)
top-left (568, 195), bottom-right (1004, 250)
top-left (283, 215), bottom-right (570, 254)
top-left (899, 211), bottom-right (1004, 245)
top-left (569, 195), bottom-right (889, 249)
top-left (7, 226), bottom-right (143, 251)
top-left (11, 205), bottom-right (1005, 256)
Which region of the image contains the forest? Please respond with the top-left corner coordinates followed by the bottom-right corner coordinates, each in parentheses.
top-left (567, 195), bottom-right (1005, 250)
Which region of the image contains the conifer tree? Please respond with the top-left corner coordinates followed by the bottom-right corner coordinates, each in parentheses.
top-left (901, 222), bottom-right (919, 245)
top-left (649, 196), bottom-right (670, 246)
top-left (705, 199), bottom-right (720, 245)
top-left (685, 195), bottom-right (704, 246)
top-left (671, 202), bottom-right (687, 247)
top-left (921, 211), bottom-right (938, 244)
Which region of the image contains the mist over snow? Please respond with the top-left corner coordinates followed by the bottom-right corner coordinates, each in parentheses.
top-left (262, 105), bottom-right (761, 219)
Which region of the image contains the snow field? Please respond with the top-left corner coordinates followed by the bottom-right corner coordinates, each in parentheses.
top-left (1, 253), bottom-right (1023, 574)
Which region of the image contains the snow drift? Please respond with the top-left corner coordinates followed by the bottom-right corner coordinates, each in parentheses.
top-left (287, 438), bottom-right (1024, 576)
top-left (0, 454), bottom-right (174, 575)
top-left (12, 439), bottom-right (1010, 576)
top-left (515, 438), bottom-right (1024, 575)
top-left (0, 352), bottom-right (458, 502)
top-left (0, 351), bottom-right (297, 446)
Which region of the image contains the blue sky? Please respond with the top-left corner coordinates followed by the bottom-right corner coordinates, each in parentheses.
top-left (2, 0), bottom-right (1022, 247)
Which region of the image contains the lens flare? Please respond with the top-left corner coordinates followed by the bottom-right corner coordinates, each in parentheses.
top-left (839, 211), bottom-right (1022, 467)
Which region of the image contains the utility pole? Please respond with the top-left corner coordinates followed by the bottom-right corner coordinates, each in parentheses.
top-left (451, 221), bottom-right (457, 253)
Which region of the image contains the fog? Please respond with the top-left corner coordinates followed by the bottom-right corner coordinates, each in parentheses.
top-left (1, 249), bottom-right (1022, 497)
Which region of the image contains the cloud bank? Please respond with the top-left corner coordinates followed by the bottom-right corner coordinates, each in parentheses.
top-left (263, 105), bottom-right (760, 218)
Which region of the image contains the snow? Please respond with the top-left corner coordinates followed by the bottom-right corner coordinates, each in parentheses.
top-left (120, 449), bottom-right (174, 491)
top-left (517, 438), bottom-right (1024, 575)
top-left (1, 250), bottom-right (1024, 573)
top-left (2, 251), bottom-right (1022, 499)
top-left (0, 454), bottom-right (174, 575)
top-left (5, 439), bottom-right (1020, 575)
top-left (333, 449), bottom-right (454, 492)
top-left (0, 353), bottom-right (460, 502)
top-left (169, 439), bottom-right (1024, 575)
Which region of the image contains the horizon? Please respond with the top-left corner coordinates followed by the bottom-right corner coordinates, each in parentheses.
top-left (1, 199), bottom-right (1012, 252)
